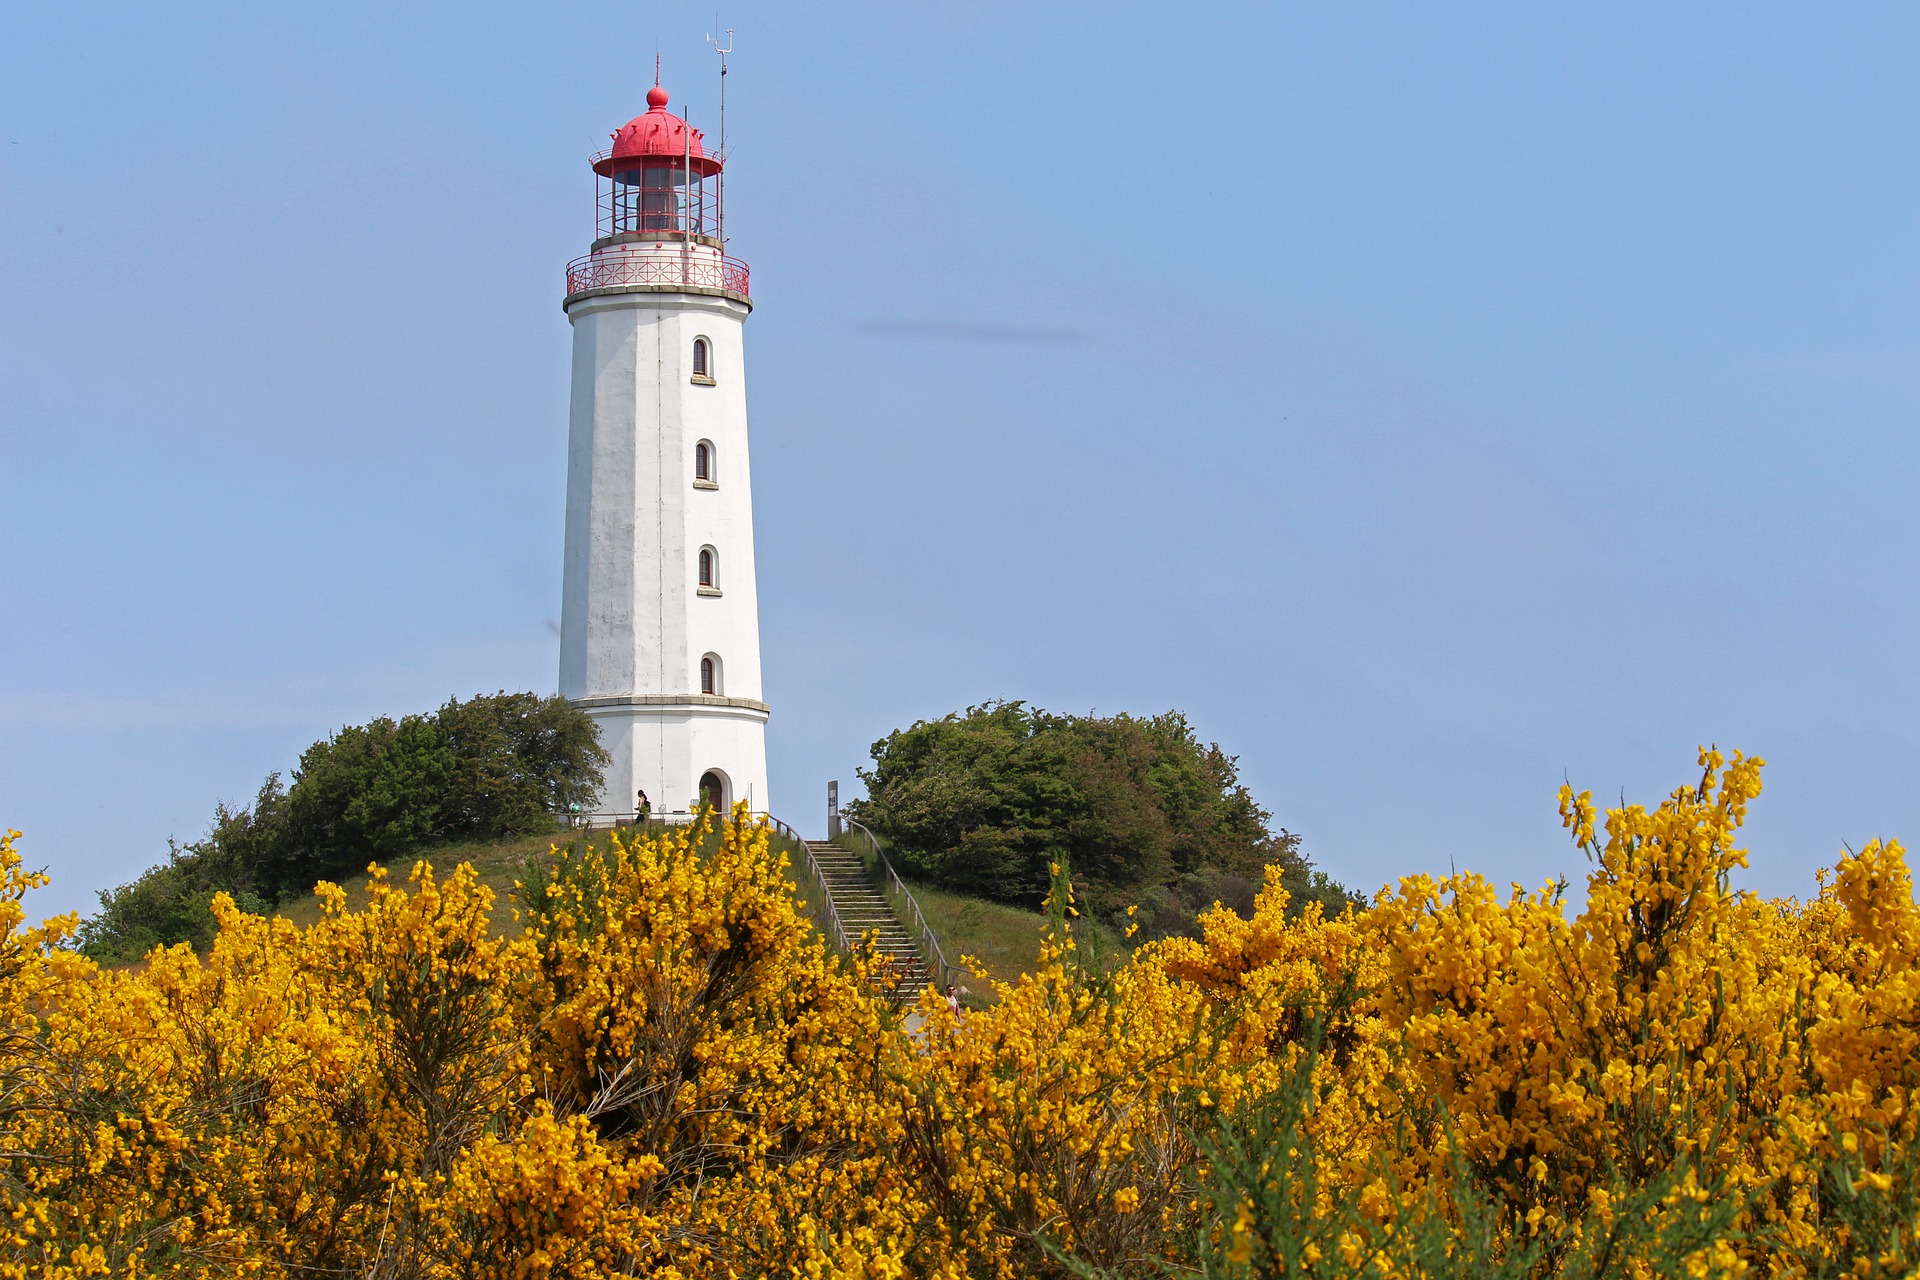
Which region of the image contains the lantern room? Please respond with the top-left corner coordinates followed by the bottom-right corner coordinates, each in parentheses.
top-left (592, 85), bottom-right (721, 245)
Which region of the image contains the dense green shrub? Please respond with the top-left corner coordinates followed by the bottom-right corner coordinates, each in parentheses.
top-left (78, 692), bottom-right (607, 961)
top-left (71, 777), bottom-right (283, 965)
top-left (437, 690), bottom-right (608, 833)
top-left (851, 701), bottom-right (1353, 925)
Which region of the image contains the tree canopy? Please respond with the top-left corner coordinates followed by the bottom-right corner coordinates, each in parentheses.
top-left (851, 701), bottom-right (1353, 930)
top-left (77, 692), bottom-right (607, 963)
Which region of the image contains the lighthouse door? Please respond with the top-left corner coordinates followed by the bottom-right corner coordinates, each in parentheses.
top-left (699, 771), bottom-right (727, 813)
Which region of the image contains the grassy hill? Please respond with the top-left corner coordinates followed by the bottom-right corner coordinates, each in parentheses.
top-left (266, 824), bottom-right (818, 931)
top-left (261, 825), bottom-right (1057, 1003)
top-left (266, 830), bottom-right (565, 933)
top-left (894, 881), bottom-right (1053, 997)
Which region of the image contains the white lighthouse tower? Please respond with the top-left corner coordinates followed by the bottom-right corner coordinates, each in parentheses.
top-left (558, 81), bottom-right (768, 820)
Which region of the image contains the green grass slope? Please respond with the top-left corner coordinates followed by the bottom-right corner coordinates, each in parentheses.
top-left (268, 823), bottom-right (822, 937)
top-left (267, 831), bottom-right (563, 933)
top-left (901, 882), bottom-right (1051, 997)
top-left (259, 822), bottom-right (1054, 1008)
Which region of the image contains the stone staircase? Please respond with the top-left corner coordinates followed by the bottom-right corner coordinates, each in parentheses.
top-left (804, 840), bottom-right (930, 1002)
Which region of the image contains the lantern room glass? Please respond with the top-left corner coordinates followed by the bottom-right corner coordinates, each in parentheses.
top-left (605, 164), bottom-right (712, 239)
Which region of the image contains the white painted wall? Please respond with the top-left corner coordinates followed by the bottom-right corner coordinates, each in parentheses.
top-left (569, 699), bottom-right (770, 817)
top-left (559, 246), bottom-right (768, 818)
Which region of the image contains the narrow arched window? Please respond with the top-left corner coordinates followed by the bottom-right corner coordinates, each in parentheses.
top-left (698, 546), bottom-right (716, 588)
top-left (694, 440), bottom-right (712, 482)
top-left (691, 336), bottom-right (712, 382)
top-left (700, 656), bottom-right (716, 694)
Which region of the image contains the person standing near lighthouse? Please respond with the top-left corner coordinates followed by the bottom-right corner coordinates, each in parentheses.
top-left (557, 79), bottom-right (769, 822)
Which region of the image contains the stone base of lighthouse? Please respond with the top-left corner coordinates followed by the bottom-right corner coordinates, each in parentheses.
top-left (575, 695), bottom-right (770, 820)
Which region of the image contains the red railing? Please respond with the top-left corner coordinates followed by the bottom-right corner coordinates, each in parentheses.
top-left (588, 148), bottom-right (726, 171)
top-left (565, 252), bottom-right (749, 298)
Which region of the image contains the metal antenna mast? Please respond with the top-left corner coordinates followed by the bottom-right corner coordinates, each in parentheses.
top-left (707, 26), bottom-right (734, 251)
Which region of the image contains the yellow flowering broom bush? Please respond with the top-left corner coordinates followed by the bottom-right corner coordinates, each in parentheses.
top-left (4, 747), bottom-right (1920, 1277)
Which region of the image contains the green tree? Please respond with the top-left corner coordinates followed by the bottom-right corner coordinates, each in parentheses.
top-left (265, 692), bottom-right (610, 898)
top-left (435, 691), bottom-right (608, 838)
top-left (73, 775), bottom-right (283, 964)
top-left (266, 711), bottom-right (456, 898)
top-left (852, 701), bottom-right (1353, 925)
top-left (80, 692), bottom-right (609, 960)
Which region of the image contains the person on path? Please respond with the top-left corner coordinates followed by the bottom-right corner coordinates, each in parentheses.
top-left (946, 983), bottom-right (962, 1017)
top-left (635, 789), bottom-right (651, 823)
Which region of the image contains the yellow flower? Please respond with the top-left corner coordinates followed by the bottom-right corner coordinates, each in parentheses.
top-left (4, 749), bottom-right (1916, 1277)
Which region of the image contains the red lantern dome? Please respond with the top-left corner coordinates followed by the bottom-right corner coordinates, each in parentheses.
top-left (567, 79), bottom-right (747, 299)
top-left (593, 85), bottom-right (722, 179)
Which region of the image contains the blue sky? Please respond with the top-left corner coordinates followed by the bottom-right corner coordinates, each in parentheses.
top-left (3, 3), bottom-right (1916, 922)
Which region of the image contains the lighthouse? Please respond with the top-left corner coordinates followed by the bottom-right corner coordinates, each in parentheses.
top-left (558, 82), bottom-right (768, 820)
